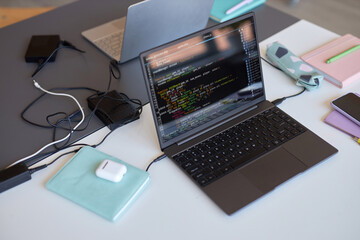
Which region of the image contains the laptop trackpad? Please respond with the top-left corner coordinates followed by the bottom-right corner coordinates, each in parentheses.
top-left (239, 147), bottom-right (307, 193)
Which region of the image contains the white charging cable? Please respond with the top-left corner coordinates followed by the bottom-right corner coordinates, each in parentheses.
top-left (7, 80), bottom-right (85, 168)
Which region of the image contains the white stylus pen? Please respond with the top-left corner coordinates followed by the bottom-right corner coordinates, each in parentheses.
top-left (226, 0), bottom-right (254, 15)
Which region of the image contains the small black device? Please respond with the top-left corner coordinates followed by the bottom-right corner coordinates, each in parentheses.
top-left (0, 163), bottom-right (31, 193)
top-left (331, 92), bottom-right (360, 126)
top-left (25, 35), bottom-right (85, 77)
top-left (25, 35), bottom-right (61, 63)
top-left (87, 90), bottom-right (140, 130)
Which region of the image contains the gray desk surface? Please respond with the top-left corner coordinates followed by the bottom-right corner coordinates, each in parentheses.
top-left (0, 0), bottom-right (298, 169)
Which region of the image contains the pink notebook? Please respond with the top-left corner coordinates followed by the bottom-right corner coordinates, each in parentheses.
top-left (301, 34), bottom-right (360, 88)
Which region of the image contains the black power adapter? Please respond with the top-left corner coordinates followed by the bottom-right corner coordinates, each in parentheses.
top-left (0, 163), bottom-right (31, 193)
top-left (87, 90), bottom-right (140, 130)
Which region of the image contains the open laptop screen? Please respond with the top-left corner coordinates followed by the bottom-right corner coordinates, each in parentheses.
top-left (141, 14), bottom-right (264, 148)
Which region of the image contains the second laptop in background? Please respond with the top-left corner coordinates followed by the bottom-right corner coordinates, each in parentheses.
top-left (82, 0), bottom-right (214, 63)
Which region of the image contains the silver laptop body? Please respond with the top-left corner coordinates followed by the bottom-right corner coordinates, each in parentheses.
top-left (82, 0), bottom-right (214, 63)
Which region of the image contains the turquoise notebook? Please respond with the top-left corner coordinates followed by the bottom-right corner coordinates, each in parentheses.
top-left (210, 0), bottom-right (266, 23)
top-left (46, 146), bottom-right (150, 222)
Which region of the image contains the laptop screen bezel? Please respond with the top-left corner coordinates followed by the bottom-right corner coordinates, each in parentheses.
top-left (140, 12), bottom-right (266, 150)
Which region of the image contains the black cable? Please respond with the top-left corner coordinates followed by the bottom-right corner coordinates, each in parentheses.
top-left (91, 129), bottom-right (115, 148)
top-left (21, 87), bottom-right (99, 129)
top-left (22, 122), bottom-right (116, 166)
top-left (48, 111), bottom-right (84, 150)
top-left (79, 60), bottom-right (121, 131)
top-left (109, 59), bottom-right (121, 80)
top-left (46, 112), bottom-right (72, 128)
top-left (24, 116), bottom-right (101, 165)
top-left (22, 60), bottom-right (145, 174)
top-left (283, 87), bottom-right (306, 99)
top-left (88, 91), bottom-right (143, 126)
top-left (271, 87), bottom-right (306, 106)
top-left (23, 142), bottom-right (90, 167)
top-left (29, 130), bottom-right (115, 173)
top-left (260, 57), bottom-right (307, 105)
top-left (29, 149), bottom-right (78, 174)
top-left (21, 87), bottom-right (100, 151)
top-left (23, 60), bottom-right (120, 150)
top-left (21, 62), bottom-right (114, 165)
top-left (20, 58), bottom-right (145, 176)
top-left (32, 40), bottom-right (85, 77)
top-left (261, 56), bottom-right (282, 71)
top-left (61, 40), bottom-right (86, 53)
top-left (146, 154), bottom-right (166, 172)
top-left (52, 119), bottom-right (74, 150)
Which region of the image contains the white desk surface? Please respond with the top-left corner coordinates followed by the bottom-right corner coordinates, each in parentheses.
top-left (1, 20), bottom-right (360, 240)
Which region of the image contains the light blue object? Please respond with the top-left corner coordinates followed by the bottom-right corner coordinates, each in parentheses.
top-left (210, 0), bottom-right (266, 23)
top-left (266, 41), bottom-right (323, 91)
top-left (46, 146), bottom-right (150, 222)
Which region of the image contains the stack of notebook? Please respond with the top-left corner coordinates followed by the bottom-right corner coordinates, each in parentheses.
top-left (324, 93), bottom-right (360, 139)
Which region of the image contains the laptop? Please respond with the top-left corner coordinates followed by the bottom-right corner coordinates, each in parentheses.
top-left (140, 12), bottom-right (338, 215)
top-left (81, 0), bottom-right (214, 63)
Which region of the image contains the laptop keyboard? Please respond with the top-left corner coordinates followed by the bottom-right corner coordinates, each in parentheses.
top-left (173, 107), bottom-right (306, 187)
top-left (94, 30), bottom-right (124, 60)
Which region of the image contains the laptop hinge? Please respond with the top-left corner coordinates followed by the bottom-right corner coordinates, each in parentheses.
top-left (177, 105), bottom-right (258, 146)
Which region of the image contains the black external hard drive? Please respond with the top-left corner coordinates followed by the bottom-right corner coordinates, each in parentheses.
top-left (25, 35), bottom-right (60, 63)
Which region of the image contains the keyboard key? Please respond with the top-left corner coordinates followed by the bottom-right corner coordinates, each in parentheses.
top-left (182, 161), bottom-right (194, 169)
top-left (188, 166), bottom-right (200, 175)
top-left (220, 166), bottom-right (233, 174)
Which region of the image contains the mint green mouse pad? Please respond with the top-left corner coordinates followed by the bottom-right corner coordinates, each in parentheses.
top-left (46, 146), bottom-right (150, 222)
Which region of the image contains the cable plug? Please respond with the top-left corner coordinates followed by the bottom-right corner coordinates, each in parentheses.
top-left (145, 154), bottom-right (166, 172)
top-left (61, 40), bottom-right (85, 53)
top-left (33, 80), bottom-right (41, 89)
top-left (271, 97), bottom-right (286, 106)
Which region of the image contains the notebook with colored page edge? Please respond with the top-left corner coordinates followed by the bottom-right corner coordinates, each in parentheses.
top-left (301, 34), bottom-right (360, 88)
top-left (210, 0), bottom-right (266, 23)
top-left (324, 110), bottom-right (360, 139)
top-left (46, 146), bottom-right (150, 222)
top-left (324, 93), bottom-right (360, 139)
